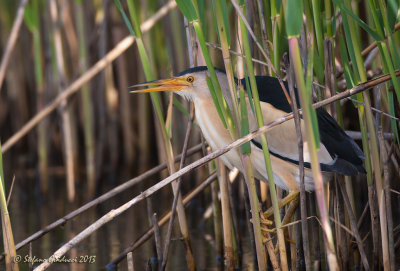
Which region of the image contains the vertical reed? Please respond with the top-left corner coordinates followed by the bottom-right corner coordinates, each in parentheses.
top-left (0, 144), bottom-right (18, 271)
top-left (24, 0), bottom-right (49, 195)
top-left (287, 0), bottom-right (338, 269)
top-left (74, 0), bottom-right (96, 198)
top-left (119, 1), bottom-right (196, 269)
top-left (49, 0), bottom-right (76, 202)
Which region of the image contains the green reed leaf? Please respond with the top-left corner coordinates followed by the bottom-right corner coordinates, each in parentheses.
top-left (239, 88), bottom-right (251, 155)
top-left (285, 0), bottom-right (303, 37)
top-left (176, 0), bottom-right (199, 22)
top-left (333, 0), bottom-right (382, 41)
top-left (206, 74), bottom-right (227, 128)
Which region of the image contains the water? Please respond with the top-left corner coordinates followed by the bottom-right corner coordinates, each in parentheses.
top-left (5, 166), bottom-right (254, 271)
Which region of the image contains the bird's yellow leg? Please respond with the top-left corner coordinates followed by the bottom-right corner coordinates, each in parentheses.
top-left (274, 194), bottom-right (300, 252)
top-left (254, 190), bottom-right (300, 242)
top-left (259, 191), bottom-right (299, 247)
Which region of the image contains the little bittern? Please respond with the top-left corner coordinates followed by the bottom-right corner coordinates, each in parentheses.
top-left (131, 67), bottom-right (365, 191)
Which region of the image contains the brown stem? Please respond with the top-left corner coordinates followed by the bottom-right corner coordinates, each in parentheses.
top-left (0, 0), bottom-right (29, 91)
top-left (338, 178), bottom-right (370, 270)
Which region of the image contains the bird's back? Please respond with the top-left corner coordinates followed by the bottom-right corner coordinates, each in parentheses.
top-left (240, 76), bottom-right (366, 176)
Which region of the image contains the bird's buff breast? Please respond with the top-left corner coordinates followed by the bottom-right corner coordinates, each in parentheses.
top-left (194, 100), bottom-right (243, 171)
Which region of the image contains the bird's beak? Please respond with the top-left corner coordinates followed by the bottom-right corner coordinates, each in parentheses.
top-left (130, 77), bottom-right (189, 93)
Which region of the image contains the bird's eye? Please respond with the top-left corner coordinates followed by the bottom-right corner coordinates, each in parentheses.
top-left (186, 76), bottom-right (194, 83)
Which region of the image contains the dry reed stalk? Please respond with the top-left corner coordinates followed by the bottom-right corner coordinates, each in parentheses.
top-left (290, 34), bottom-right (339, 270)
top-left (211, 177), bottom-right (223, 267)
top-left (127, 252), bottom-right (134, 271)
top-left (286, 55), bottom-right (311, 271)
top-left (28, 243), bottom-right (32, 271)
top-left (5, 175), bottom-right (15, 207)
top-left (113, 26), bottom-right (134, 166)
top-left (0, 144), bottom-right (18, 271)
top-left (226, 172), bottom-right (241, 268)
top-left (161, 107), bottom-right (194, 270)
top-left (240, 181), bottom-right (258, 268)
top-left (241, 156), bottom-right (268, 270)
top-left (0, 177), bottom-right (18, 271)
top-left (23, 0), bottom-right (50, 196)
top-left (289, 226), bottom-right (296, 271)
top-left (278, 195), bottom-right (299, 269)
top-left (2, 0), bottom-right (177, 154)
top-left (49, 0), bottom-right (76, 202)
top-left (0, 0), bottom-right (29, 91)
top-left (379, 129), bottom-right (395, 270)
top-left (335, 178), bottom-right (349, 269)
top-left (218, 160), bottom-right (234, 271)
top-left (262, 230), bottom-right (281, 271)
top-left (338, 178), bottom-right (370, 270)
top-left (309, 195), bottom-right (320, 270)
top-left (363, 93), bottom-right (390, 271)
top-left (145, 198), bottom-right (157, 266)
top-left (74, 0), bottom-right (96, 197)
top-left (235, 2), bottom-right (285, 268)
top-left (368, 183), bottom-right (380, 270)
top-left (152, 213), bottom-right (163, 268)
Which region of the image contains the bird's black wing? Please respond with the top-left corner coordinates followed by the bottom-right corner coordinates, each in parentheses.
top-left (241, 76), bottom-right (300, 113)
top-left (242, 76), bottom-right (366, 175)
top-left (316, 108), bottom-right (366, 174)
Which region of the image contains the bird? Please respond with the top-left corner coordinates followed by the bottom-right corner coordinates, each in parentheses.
top-left (131, 66), bottom-right (366, 191)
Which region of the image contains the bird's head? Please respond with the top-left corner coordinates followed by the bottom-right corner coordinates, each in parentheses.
top-left (130, 66), bottom-right (229, 101)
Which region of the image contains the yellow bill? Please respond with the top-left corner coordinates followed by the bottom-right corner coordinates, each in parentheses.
top-left (130, 77), bottom-right (189, 93)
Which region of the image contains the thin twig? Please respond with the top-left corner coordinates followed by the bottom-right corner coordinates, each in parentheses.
top-left (152, 213), bottom-right (163, 267)
top-left (315, 82), bottom-right (398, 120)
top-left (345, 97), bottom-right (399, 120)
top-left (0, 0), bottom-right (29, 91)
top-left (206, 42), bottom-right (270, 68)
top-left (357, 201), bottom-right (369, 230)
top-left (345, 130), bottom-right (395, 140)
top-left (338, 178), bottom-right (370, 270)
top-left (161, 106), bottom-right (194, 271)
top-left (390, 189), bottom-right (400, 195)
top-left (285, 53), bottom-right (310, 271)
top-left (362, 22), bottom-right (400, 57)
top-left (127, 252), bottom-right (134, 271)
top-left (6, 175), bottom-right (15, 207)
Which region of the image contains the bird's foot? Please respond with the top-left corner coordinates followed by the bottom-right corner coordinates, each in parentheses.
top-left (260, 214), bottom-right (274, 233)
top-left (262, 190), bottom-right (299, 219)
